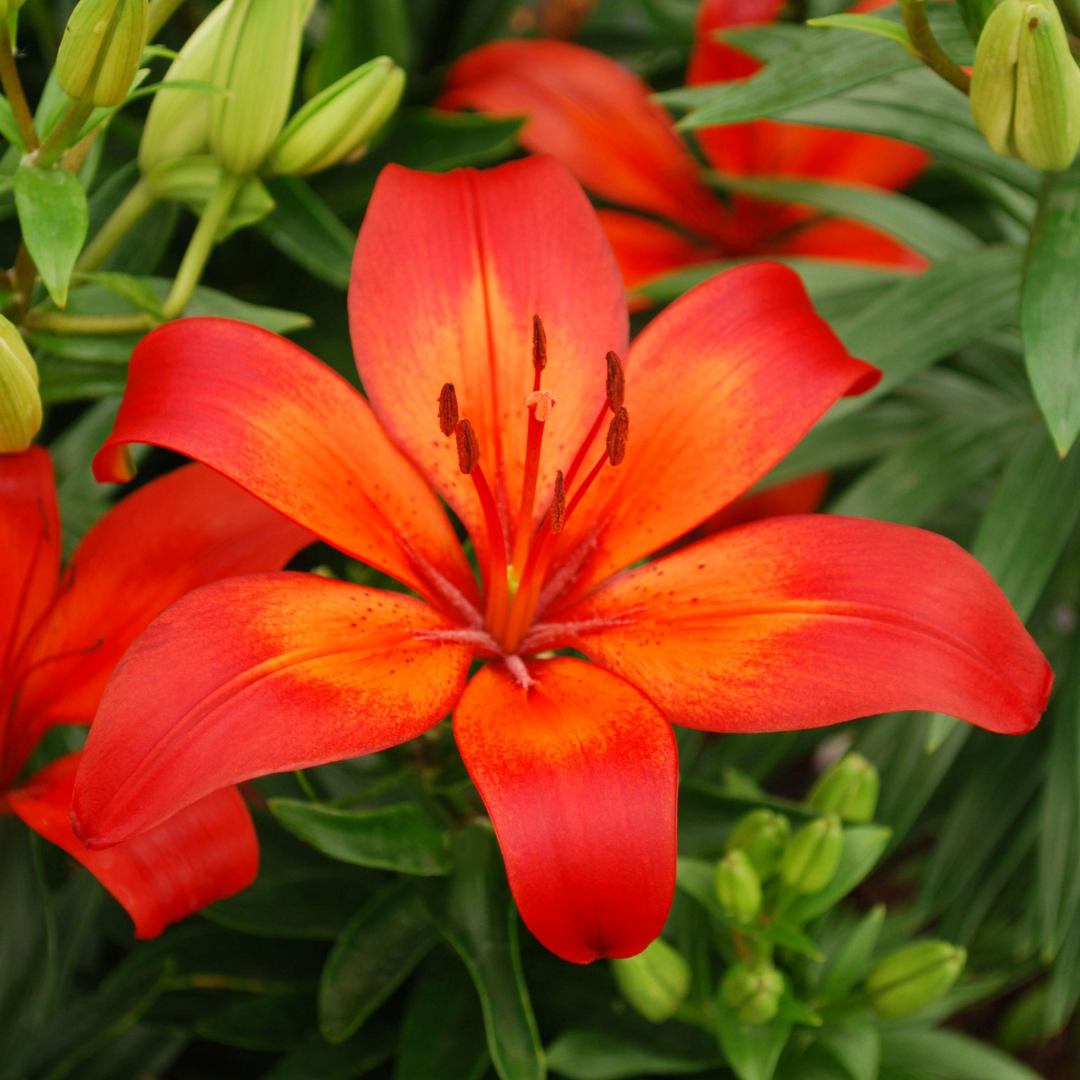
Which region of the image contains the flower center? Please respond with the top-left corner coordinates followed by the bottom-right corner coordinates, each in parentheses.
top-left (438, 315), bottom-right (628, 655)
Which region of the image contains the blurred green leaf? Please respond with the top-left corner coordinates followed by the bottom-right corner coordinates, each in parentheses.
top-left (14, 165), bottom-right (88, 308)
top-left (716, 996), bottom-right (791, 1080)
top-left (816, 1019), bottom-right (881, 1080)
top-left (818, 905), bottom-right (886, 1005)
top-left (309, 0), bottom-right (412, 86)
top-left (878, 1031), bottom-right (1041, 1080)
top-left (545, 1029), bottom-right (719, 1079)
top-left (260, 176), bottom-right (356, 289)
top-left (36, 357), bottom-right (128, 403)
top-left (75, 271), bottom-right (165, 319)
top-left (263, 1018), bottom-right (396, 1080)
top-left (0, 96), bottom-right (23, 150)
top-left (195, 987), bottom-right (314, 1051)
top-left (786, 826), bottom-right (892, 924)
top-left (421, 825), bottom-right (545, 1080)
top-left (805, 13), bottom-right (915, 52)
top-left (1020, 167), bottom-right (1080, 454)
top-left (395, 949), bottom-right (489, 1080)
top-left (318, 882), bottom-right (438, 1043)
top-left (828, 245), bottom-right (1024, 415)
top-left (713, 175), bottom-right (980, 261)
top-left (270, 798), bottom-right (450, 875)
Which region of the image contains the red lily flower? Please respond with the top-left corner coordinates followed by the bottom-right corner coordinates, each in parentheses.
top-left (74, 158), bottom-right (1049, 963)
top-left (0, 448), bottom-right (310, 937)
top-left (439, 1), bottom-right (931, 296)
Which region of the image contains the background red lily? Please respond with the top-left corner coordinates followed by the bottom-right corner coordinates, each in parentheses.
top-left (0, 448), bottom-right (310, 937)
top-left (74, 157), bottom-right (1049, 964)
top-left (439, 0), bottom-right (931, 294)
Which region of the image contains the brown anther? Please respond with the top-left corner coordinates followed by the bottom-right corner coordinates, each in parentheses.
top-left (606, 351), bottom-right (625, 412)
top-left (439, 383), bottom-right (459, 436)
top-left (550, 470), bottom-right (566, 534)
top-left (456, 418), bottom-right (480, 474)
top-left (532, 315), bottom-right (547, 371)
top-left (606, 407), bottom-right (629, 466)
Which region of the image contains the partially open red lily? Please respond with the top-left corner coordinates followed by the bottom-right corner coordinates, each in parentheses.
top-left (439, 0), bottom-right (931, 294)
top-left (75, 158), bottom-right (1049, 963)
top-left (0, 448), bottom-right (310, 937)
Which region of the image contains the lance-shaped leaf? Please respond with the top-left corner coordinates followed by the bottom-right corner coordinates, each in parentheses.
top-left (270, 798), bottom-right (450, 875)
top-left (420, 825), bottom-right (545, 1080)
top-left (318, 881), bottom-right (439, 1043)
top-left (715, 998), bottom-right (791, 1080)
top-left (545, 1029), bottom-right (720, 1078)
top-left (1021, 168), bottom-right (1080, 455)
top-left (14, 165), bottom-right (89, 308)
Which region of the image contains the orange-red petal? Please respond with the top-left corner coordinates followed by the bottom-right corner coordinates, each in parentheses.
top-left (8, 753), bottom-right (258, 938)
top-left (546, 262), bottom-right (878, 612)
top-left (454, 657), bottom-right (677, 963)
top-left (2, 465), bottom-right (312, 786)
top-left (774, 214), bottom-right (929, 270)
top-left (0, 447), bottom-right (60, 678)
top-left (92, 319), bottom-right (478, 614)
top-left (439, 42), bottom-right (727, 240)
top-left (687, 472), bottom-right (830, 542)
top-left (554, 516), bottom-right (1052, 736)
top-left (349, 158), bottom-right (627, 565)
top-left (596, 210), bottom-right (720, 296)
top-left (72, 574), bottom-right (473, 846)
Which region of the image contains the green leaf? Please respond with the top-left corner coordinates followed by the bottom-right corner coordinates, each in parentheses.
top-left (805, 13), bottom-right (916, 53)
top-left (712, 175), bottom-right (980, 261)
top-left (662, 7), bottom-right (970, 126)
top-left (260, 176), bottom-right (357, 289)
top-left (545, 1029), bottom-right (719, 1079)
top-left (878, 1031), bottom-right (1041, 1080)
top-left (74, 271), bottom-right (165, 319)
top-left (971, 424), bottom-right (1080, 619)
top-left (0, 95), bottom-right (23, 150)
top-left (195, 987), bottom-right (314, 1051)
top-left (395, 949), bottom-right (489, 1080)
top-left (786, 827), bottom-right (892, 924)
top-left (36, 357), bottom-right (128, 403)
top-left (1020, 167), bottom-right (1080, 454)
top-left (14, 165), bottom-right (89, 308)
top-left (1037, 635), bottom-right (1080, 961)
top-left (818, 905), bottom-right (886, 1005)
top-left (420, 825), bottom-right (545, 1080)
top-left (776, 69), bottom-right (1041, 195)
top-left (270, 798), bottom-right (450, 875)
top-left (817, 1019), bottom-right (881, 1080)
top-left (828, 245), bottom-right (1025, 417)
top-left (182, 283), bottom-right (312, 334)
top-left (264, 1018), bottom-right (396, 1080)
top-left (204, 871), bottom-right (376, 939)
top-left (318, 882), bottom-right (439, 1043)
top-left (715, 995), bottom-right (791, 1080)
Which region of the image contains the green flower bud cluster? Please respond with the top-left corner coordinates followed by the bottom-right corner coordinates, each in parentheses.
top-left (56, 0), bottom-right (148, 107)
top-left (0, 315), bottom-right (42, 454)
top-left (781, 813), bottom-right (843, 894)
top-left (970, 0), bottom-right (1080, 171)
top-left (807, 753), bottom-right (880, 823)
top-left (139, 0), bottom-right (404, 180)
top-left (714, 850), bottom-right (762, 922)
top-left (610, 937), bottom-right (691, 1023)
top-left (866, 940), bottom-right (967, 1020)
top-left (723, 963), bottom-right (785, 1025)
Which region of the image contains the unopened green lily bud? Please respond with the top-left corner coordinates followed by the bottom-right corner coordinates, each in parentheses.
top-left (209, 0), bottom-right (308, 174)
top-left (145, 158), bottom-right (275, 238)
top-left (611, 938), bottom-right (690, 1023)
top-left (0, 316), bottom-right (42, 454)
top-left (268, 56), bottom-right (405, 176)
top-left (56, 0), bottom-right (148, 107)
top-left (807, 753), bottom-right (880, 823)
top-left (726, 809), bottom-right (791, 880)
top-left (722, 963), bottom-right (785, 1025)
top-left (139, 0), bottom-right (233, 172)
top-left (971, 0), bottom-right (1080, 171)
top-left (866, 941), bottom-right (966, 1020)
top-left (781, 814), bottom-right (843, 895)
top-left (714, 851), bottom-right (762, 922)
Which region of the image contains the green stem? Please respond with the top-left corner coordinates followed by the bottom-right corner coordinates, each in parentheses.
top-left (29, 832), bottom-right (60, 1022)
top-left (24, 310), bottom-right (157, 334)
top-left (162, 171), bottom-right (241, 319)
top-left (147, 0), bottom-right (189, 39)
top-left (35, 100), bottom-right (94, 169)
top-left (0, 28), bottom-right (39, 151)
top-left (76, 179), bottom-right (156, 273)
top-left (900, 0), bottom-right (971, 94)
top-left (294, 769), bottom-right (318, 801)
